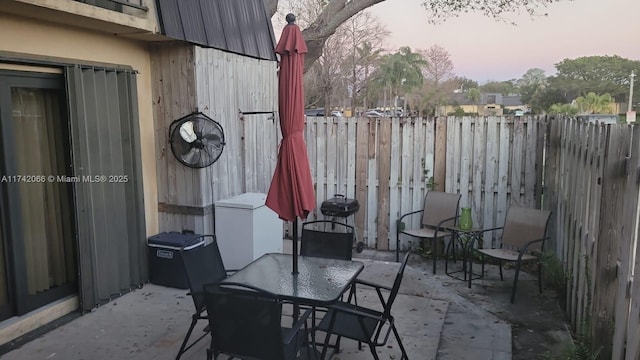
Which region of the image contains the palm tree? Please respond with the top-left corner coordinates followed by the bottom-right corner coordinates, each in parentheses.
top-left (549, 103), bottom-right (578, 116)
top-left (373, 47), bottom-right (426, 114)
top-left (574, 92), bottom-right (613, 114)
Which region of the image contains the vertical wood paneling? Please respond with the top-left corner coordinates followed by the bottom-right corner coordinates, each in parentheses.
top-left (366, 121), bottom-right (378, 247)
top-left (484, 118), bottom-right (498, 246)
top-left (316, 118), bottom-right (327, 218)
top-left (336, 118), bottom-right (348, 195)
top-left (525, 117), bottom-right (539, 207)
top-left (346, 121), bottom-right (357, 199)
top-left (510, 117), bottom-right (524, 206)
top-left (377, 120), bottom-right (391, 249)
top-left (399, 119), bottom-right (413, 248)
top-left (412, 119), bottom-right (434, 232)
top-left (496, 117), bottom-right (509, 231)
top-left (459, 118), bottom-right (472, 208)
top-left (445, 116), bottom-right (457, 194)
top-left (354, 118), bottom-right (368, 244)
top-left (325, 118), bottom-right (337, 201)
top-left (472, 117), bottom-right (485, 227)
top-left (306, 117), bottom-right (317, 220)
top-left (434, 117), bottom-right (447, 192)
top-left (389, 118), bottom-right (401, 250)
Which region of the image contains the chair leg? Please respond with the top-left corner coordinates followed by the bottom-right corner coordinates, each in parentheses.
top-left (511, 260), bottom-right (523, 304)
top-left (498, 260), bottom-right (504, 281)
top-left (432, 238), bottom-right (437, 274)
top-left (366, 340), bottom-right (381, 360)
top-left (176, 316), bottom-right (198, 360)
top-left (391, 323), bottom-right (409, 359)
top-left (469, 252), bottom-right (484, 288)
top-left (538, 260), bottom-right (544, 293)
top-left (396, 229), bottom-right (400, 262)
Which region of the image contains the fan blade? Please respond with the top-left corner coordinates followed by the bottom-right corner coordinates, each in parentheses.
top-left (202, 133), bottom-right (222, 148)
top-left (179, 121), bottom-right (197, 143)
top-left (181, 147), bottom-right (201, 164)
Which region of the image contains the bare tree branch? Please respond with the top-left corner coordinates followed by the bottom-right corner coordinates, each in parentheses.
top-left (267, 0), bottom-right (560, 71)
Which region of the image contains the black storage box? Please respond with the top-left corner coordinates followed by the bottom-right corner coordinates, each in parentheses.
top-left (148, 232), bottom-right (210, 289)
top-left (320, 195), bottom-right (360, 217)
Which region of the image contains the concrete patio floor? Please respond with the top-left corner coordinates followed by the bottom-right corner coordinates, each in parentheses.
top-left (1, 239), bottom-right (569, 360)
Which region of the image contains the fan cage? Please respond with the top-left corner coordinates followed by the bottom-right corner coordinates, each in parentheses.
top-left (169, 112), bottom-right (225, 169)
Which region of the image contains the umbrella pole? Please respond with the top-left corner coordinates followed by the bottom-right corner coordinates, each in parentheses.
top-left (292, 218), bottom-right (299, 274)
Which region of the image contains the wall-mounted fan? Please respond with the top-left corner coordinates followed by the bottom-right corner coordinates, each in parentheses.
top-left (169, 112), bottom-right (226, 169)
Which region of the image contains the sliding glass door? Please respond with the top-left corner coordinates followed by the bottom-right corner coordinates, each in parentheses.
top-left (0, 70), bottom-right (77, 319)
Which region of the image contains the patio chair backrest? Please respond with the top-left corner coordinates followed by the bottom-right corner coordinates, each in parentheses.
top-left (203, 283), bottom-right (286, 360)
top-left (181, 237), bottom-right (228, 312)
top-left (382, 251), bottom-right (411, 319)
top-left (421, 191), bottom-right (461, 229)
top-left (501, 207), bottom-right (552, 252)
top-left (301, 220), bottom-right (353, 260)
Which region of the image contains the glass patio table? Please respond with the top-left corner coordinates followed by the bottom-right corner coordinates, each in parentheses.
top-left (220, 253), bottom-right (364, 306)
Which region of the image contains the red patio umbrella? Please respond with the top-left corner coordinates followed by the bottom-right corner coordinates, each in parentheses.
top-left (265, 14), bottom-right (315, 274)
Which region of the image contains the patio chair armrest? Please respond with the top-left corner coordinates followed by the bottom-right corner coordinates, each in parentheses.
top-left (398, 209), bottom-right (423, 223)
top-left (474, 226), bottom-right (505, 235)
top-left (282, 308), bottom-right (313, 345)
top-left (433, 215), bottom-right (458, 236)
top-left (520, 237), bottom-right (549, 255)
top-left (353, 279), bottom-right (392, 292)
top-left (328, 303), bottom-right (385, 322)
top-left (464, 226), bottom-right (504, 248)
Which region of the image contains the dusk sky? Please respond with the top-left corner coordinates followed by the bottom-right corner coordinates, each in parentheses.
top-left (368, 0), bottom-right (640, 84)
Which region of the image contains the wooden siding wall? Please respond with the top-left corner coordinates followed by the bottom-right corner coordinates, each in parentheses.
top-left (544, 118), bottom-right (640, 360)
top-left (151, 44), bottom-right (278, 234)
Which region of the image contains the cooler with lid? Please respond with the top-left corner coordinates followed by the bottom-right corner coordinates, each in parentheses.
top-left (147, 232), bottom-right (211, 289)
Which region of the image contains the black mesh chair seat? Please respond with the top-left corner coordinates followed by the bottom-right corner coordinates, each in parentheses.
top-left (317, 302), bottom-right (380, 342)
top-left (315, 252), bottom-right (411, 360)
top-left (203, 283), bottom-right (312, 360)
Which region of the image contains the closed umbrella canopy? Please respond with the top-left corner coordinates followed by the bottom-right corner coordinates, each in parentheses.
top-left (266, 15), bottom-right (315, 273)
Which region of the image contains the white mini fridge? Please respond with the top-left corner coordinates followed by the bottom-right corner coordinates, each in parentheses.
top-left (215, 192), bottom-right (283, 269)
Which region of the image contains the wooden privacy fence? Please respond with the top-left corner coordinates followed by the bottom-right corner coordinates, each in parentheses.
top-left (445, 116), bottom-right (545, 248)
top-left (544, 118), bottom-right (640, 360)
top-left (301, 116), bottom-right (545, 250)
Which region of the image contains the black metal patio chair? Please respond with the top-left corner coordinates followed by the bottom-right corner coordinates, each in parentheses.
top-left (468, 206), bottom-right (552, 303)
top-left (300, 220), bottom-right (358, 337)
top-left (203, 282), bottom-right (313, 360)
top-left (300, 220), bottom-right (354, 261)
top-left (315, 251), bottom-right (411, 360)
top-left (396, 190), bottom-right (461, 273)
top-left (176, 237), bottom-right (234, 360)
